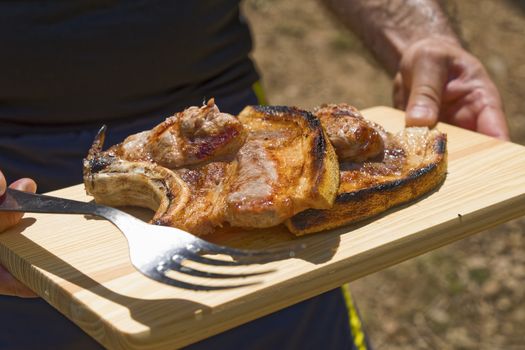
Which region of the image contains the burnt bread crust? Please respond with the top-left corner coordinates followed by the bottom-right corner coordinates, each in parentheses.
top-left (286, 128), bottom-right (447, 235)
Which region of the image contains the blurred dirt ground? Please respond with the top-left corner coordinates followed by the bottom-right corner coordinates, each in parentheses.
top-left (242, 0), bottom-right (525, 349)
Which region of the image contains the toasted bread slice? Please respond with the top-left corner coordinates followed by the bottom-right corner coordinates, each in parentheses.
top-left (285, 126), bottom-right (447, 235)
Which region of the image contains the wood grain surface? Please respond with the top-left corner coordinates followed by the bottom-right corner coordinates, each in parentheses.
top-left (1, 107), bottom-right (524, 349)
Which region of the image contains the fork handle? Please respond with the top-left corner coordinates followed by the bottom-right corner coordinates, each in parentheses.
top-left (0, 188), bottom-right (101, 216)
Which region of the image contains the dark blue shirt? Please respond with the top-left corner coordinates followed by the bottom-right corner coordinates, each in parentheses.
top-left (0, 2), bottom-right (365, 349)
top-left (0, 1), bottom-right (258, 128)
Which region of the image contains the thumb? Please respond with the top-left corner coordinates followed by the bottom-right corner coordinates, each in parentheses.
top-left (404, 53), bottom-right (449, 128)
top-left (9, 178), bottom-right (37, 193)
top-left (0, 178), bottom-right (37, 232)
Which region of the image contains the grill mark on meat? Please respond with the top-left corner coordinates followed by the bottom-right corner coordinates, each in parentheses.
top-left (335, 162), bottom-right (440, 204)
top-left (435, 135), bottom-right (447, 155)
top-left (286, 208), bottom-right (328, 231)
top-left (252, 105), bottom-right (321, 130)
top-left (310, 131), bottom-right (327, 194)
top-left (195, 127), bottom-right (241, 160)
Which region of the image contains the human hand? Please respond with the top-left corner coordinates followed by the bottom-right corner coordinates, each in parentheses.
top-left (0, 170), bottom-right (38, 297)
top-left (393, 36), bottom-right (510, 140)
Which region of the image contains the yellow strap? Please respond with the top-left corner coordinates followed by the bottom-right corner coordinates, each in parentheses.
top-left (341, 284), bottom-right (367, 350)
top-left (252, 81), bottom-right (268, 105)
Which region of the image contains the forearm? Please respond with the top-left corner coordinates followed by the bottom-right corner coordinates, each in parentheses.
top-left (320, 0), bottom-right (461, 75)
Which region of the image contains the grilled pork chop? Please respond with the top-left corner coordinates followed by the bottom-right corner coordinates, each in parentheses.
top-left (83, 100), bottom-right (446, 236)
top-left (83, 100), bottom-right (339, 235)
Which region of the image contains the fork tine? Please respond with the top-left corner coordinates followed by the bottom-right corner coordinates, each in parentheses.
top-left (193, 241), bottom-right (306, 264)
top-left (165, 255), bottom-right (274, 279)
top-left (146, 267), bottom-right (261, 291)
top-left (183, 250), bottom-right (251, 267)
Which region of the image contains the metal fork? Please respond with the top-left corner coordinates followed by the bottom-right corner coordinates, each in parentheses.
top-left (0, 188), bottom-right (304, 290)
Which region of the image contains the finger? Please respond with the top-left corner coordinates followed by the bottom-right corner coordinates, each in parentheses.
top-left (0, 264), bottom-right (38, 298)
top-left (440, 77), bottom-right (509, 140)
top-left (472, 75), bottom-right (510, 140)
top-left (476, 105), bottom-right (510, 141)
top-left (10, 178), bottom-right (37, 193)
top-left (0, 178), bottom-right (37, 232)
top-left (404, 52), bottom-right (449, 128)
top-left (393, 72), bottom-right (407, 110)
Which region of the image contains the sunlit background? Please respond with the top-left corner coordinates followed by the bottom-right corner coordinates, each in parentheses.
top-left (243, 0), bottom-right (525, 348)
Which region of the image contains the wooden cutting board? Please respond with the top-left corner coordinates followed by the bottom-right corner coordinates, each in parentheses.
top-left (1, 106), bottom-right (524, 349)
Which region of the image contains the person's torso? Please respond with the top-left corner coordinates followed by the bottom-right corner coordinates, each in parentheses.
top-left (0, 0), bottom-right (257, 126)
